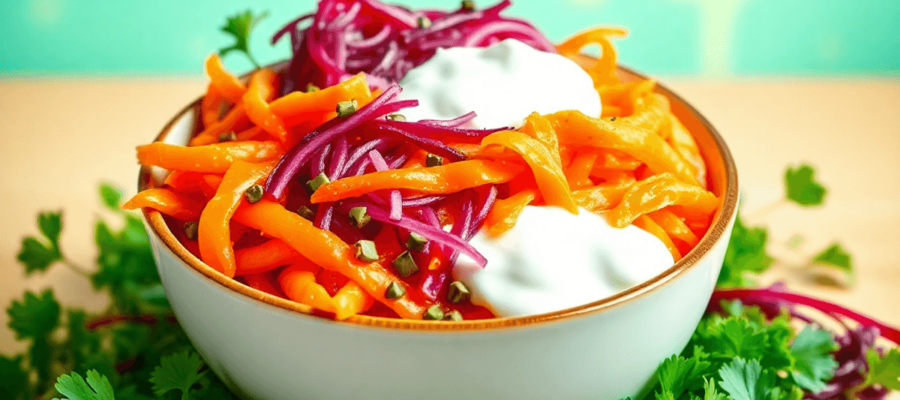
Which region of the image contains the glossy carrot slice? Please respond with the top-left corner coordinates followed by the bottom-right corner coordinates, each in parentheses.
top-left (235, 239), bottom-right (303, 276)
top-left (243, 69), bottom-right (288, 142)
top-left (571, 182), bottom-right (632, 212)
top-left (633, 215), bottom-right (681, 261)
top-left (606, 173), bottom-right (718, 228)
top-left (122, 188), bottom-right (204, 221)
top-left (483, 190), bottom-right (536, 237)
top-left (204, 54), bottom-right (246, 103)
top-left (136, 141), bottom-right (282, 174)
top-left (190, 104), bottom-right (249, 146)
top-left (269, 73), bottom-right (372, 118)
top-left (244, 272), bottom-right (285, 297)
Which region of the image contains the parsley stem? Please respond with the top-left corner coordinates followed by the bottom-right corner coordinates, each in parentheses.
top-left (64, 259), bottom-right (92, 279)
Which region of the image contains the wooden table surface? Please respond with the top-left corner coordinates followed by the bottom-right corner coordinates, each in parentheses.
top-left (1, 77), bottom-right (899, 354)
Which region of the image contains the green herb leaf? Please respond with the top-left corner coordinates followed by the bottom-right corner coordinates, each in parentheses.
top-left (219, 10), bottom-right (268, 68)
top-left (53, 370), bottom-right (116, 400)
top-left (718, 214), bottom-right (774, 288)
top-left (810, 243), bottom-right (854, 285)
top-left (0, 355), bottom-right (29, 400)
top-left (7, 289), bottom-right (61, 340)
top-left (39, 211), bottom-right (63, 244)
top-left (718, 358), bottom-right (776, 400)
top-left (99, 183), bottom-right (123, 211)
top-left (788, 326), bottom-right (838, 393)
top-left (149, 351), bottom-right (207, 398)
top-left (655, 354), bottom-right (712, 400)
top-left (17, 236), bottom-right (61, 274)
top-left (864, 348), bottom-right (900, 391)
top-left (701, 377), bottom-right (729, 400)
top-left (784, 164), bottom-right (827, 207)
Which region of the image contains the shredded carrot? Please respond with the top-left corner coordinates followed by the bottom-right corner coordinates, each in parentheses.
top-left (519, 113), bottom-right (562, 166)
top-left (548, 110), bottom-right (700, 186)
top-left (204, 54), bottom-right (246, 103)
top-left (200, 83), bottom-right (223, 129)
top-left (243, 68), bottom-right (288, 142)
top-left (279, 262), bottom-right (374, 320)
top-left (235, 126), bottom-right (266, 142)
top-left (595, 149), bottom-right (642, 170)
top-left (310, 160), bottom-right (524, 204)
top-left (270, 73), bottom-right (372, 118)
top-left (482, 130), bottom-right (577, 213)
top-left (232, 200), bottom-right (426, 319)
top-left (190, 104), bottom-right (249, 146)
top-left (483, 190), bottom-right (536, 237)
top-left (648, 208), bottom-right (700, 255)
top-left (590, 167), bottom-right (637, 184)
top-left (198, 160), bottom-right (276, 278)
top-left (667, 113), bottom-right (707, 187)
top-left (136, 141), bottom-right (282, 174)
top-left (632, 215), bottom-right (681, 261)
top-left (565, 151), bottom-right (600, 190)
top-left (235, 239), bottom-right (303, 276)
top-left (606, 173), bottom-right (718, 228)
top-left (243, 272), bottom-right (285, 297)
top-left (556, 27), bottom-right (627, 86)
top-left (122, 188), bottom-right (204, 221)
top-left (163, 171), bottom-right (206, 193)
top-left (571, 182), bottom-right (632, 212)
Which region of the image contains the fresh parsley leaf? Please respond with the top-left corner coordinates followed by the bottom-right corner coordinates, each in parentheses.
top-left (92, 215), bottom-right (158, 314)
top-left (864, 348), bottom-right (900, 391)
top-left (219, 10), bottom-right (268, 68)
top-left (701, 377), bottom-right (729, 400)
top-left (18, 211), bottom-right (64, 274)
top-left (53, 370), bottom-right (116, 400)
top-left (7, 289), bottom-right (61, 340)
top-left (788, 326), bottom-right (838, 393)
top-left (99, 183), bottom-right (124, 211)
top-left (718, 214), bottom-right (774, 288)
top-left (655, 354), bottom-right (712, 400)
top-left (718, 358), bottom-right (776, 400)
top-left (149, 351), bottom-right (206, 398)
top-left (784, 164), bottom-right (826, 207)
top-left (0, 355), bottom-right (30, 400)
top-left (810, 243), bottom-right (854, 285)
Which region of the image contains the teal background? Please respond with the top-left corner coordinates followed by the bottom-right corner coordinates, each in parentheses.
top-left (1, 0), bottom-right (898, 77)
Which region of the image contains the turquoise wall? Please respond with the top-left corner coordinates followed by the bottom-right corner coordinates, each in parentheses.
top-left (1, 0), bottom-right (898, 77)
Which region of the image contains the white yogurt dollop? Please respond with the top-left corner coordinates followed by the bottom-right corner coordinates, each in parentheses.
top-left (398, 39), bottom-right (601, 129)
top-left (453, 206), bottom-right (674, 317)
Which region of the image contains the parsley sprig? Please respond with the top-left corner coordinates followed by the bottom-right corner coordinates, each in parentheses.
top-left (219, 10), bottom-right (268, 68)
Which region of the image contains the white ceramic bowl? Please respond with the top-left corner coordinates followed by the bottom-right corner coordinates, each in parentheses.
top-left (140, 67), bottom-right (738, 400)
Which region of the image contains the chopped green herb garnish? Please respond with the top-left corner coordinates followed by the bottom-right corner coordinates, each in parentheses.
top-left (461, 0), bottom-right (476, 11)
top-left (349, 207), bottom-right (371, 228)
top-left (426, 153), bottom-right (443, 167)
top-left (354, 240), bottom-right (379, 262)
top-left (417, 16), bottom-right (432, 29)
top-left (785, 164), bottom-right (827, 207)
top-left (305, 83), bottom-right (320, 93)
top-left (444, 310), bottom-right (464, 321)
top-left (296, 206), bottom-right (315, 220)
top-left (336, 99), bottom-right (358, 117)
top-left (384, 282), bottom-right (405, 299)
top-left (244, 184), bottom-right (264, 204)
top-left (447, 281), bottom-right (470, 304)
top-left (183, 221), bottom-right (199, 241)
top-left (386, 113), bottom-right (406, 122)
top-left (218, 131), bottom-right (237, 142)
top-left (391, 251), bottom-right (419, 277)
top-left (306, 172), bottom-right (330, 193)
top-left (406, 232), bottom-right (428, 252)
top-left (424, 305), bottom-right (444, 320)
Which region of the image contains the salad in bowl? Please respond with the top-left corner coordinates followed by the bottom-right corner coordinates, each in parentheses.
top-left (127, 0), bottom-right (737, 398)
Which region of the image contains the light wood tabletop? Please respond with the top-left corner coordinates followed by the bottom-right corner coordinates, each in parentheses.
top-left (1, 77), bottom-right (898, 354)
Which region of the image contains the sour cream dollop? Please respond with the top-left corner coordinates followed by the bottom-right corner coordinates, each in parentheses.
top-left (398, 39), bottom-right (601, 129)
top-left (453, 206), bottom-right (674, 317)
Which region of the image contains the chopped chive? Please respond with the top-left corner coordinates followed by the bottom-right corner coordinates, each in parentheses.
top-left (426, 153), bottom-right (443, 167)
top-left (609, 117), bottom-right (617, 122)
top-left (183, 221), bottom-right (199, 241)
top-left (336, 99), bottom-right (358, 117)
top-left (218, 131), bottom-right (237, 142)
top-left (417, 16), bottom-right (432, 29)
top-left (385, 282), bottom-right (405, 299)
top-left (244, 184), bottom-right (264, 204)
top-left (406, 232), bottom-right (428, 252)
top-left (461, 0), bottom-right (475, 11)
top-left (349, 206), bottom-right (371, 228)
top-left (444, 310), bottom-right (464, 321)
top-left (354, 240), bottom-right (379, 262)
top-left (296, 205), bottom-right (315, 220)
top-left (306, 172), bottom-right (330, 193)
top-left (424, 305), bottom-right (444, 320)
top-left (305, 83), bottom-right (320, 93)
top-left (386, 113), bottom-right (407, 122)
top-left (447, 281), bottom-right (471, 304)
top-left (391, 251), bottom-right (419, 278)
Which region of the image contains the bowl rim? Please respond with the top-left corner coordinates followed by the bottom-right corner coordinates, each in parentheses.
top-left (139, 65), bottom-right (739, 331)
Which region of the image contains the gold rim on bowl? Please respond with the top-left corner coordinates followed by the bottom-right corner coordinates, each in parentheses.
top-left (138, 65), bottom-right (739, 331)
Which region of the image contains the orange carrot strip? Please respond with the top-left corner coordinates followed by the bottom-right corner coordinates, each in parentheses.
top-left (311, 160), bottom-right (524, 204)
top-left (332, 281), bottom-right (375, 320)
top-left (606, 173), bottom-right (718, 228)
top-left (233, 200), bottom-right (426, 319)
top-left (632, 215), bottom-right (681, 261)
top-left (190, 104), bottom-right (249, 146)
top-left (519, 113), bottom-right (562, 167)
top-left (204, 54), bottom-right (246, 103)
top-left (243, 69), bottom-right (288, 142)
top-left (200, 174), bottom-right (223, 199)
top-left (596, 149), bottom-right (643, 170)
top-left (648, 209), bottom-right (700, 255)
top-left (137, 141), bottom-right (282, 174)
top-left (557, 27), bottom-right (627, 86)
top-left (590, 167), bottom-right (636, 185)
top-left (548, 110), bottom-right (700, 186)
top-left (244, 272), bottom-right (284, 297)
top-left (163, 171), bottom-right (206, 193)
top-left (201, 83), bottom-right (224, 129)
top-left (270, 73), bottom-right (371, 118)
top-left (667, 113), bottom-right (707, 187)
top-left (235, 126), bottom-right (266, 142)
top-left (198, 160), bottom-right (276, 278)
top-left (279, 263), bottom-right (374, 320)
top-left (235, 239), bottom-right (303, 276)
top-left (482, 130), bottom-right (577, 213)
top-left (571, 182), bottom-right (632, 212)
top-left (483, 190), bottom-right (536, 237)
top-left (565, 151), bottom-right (600, 190)
top-left (122, 188), bottom-right (204, 221)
